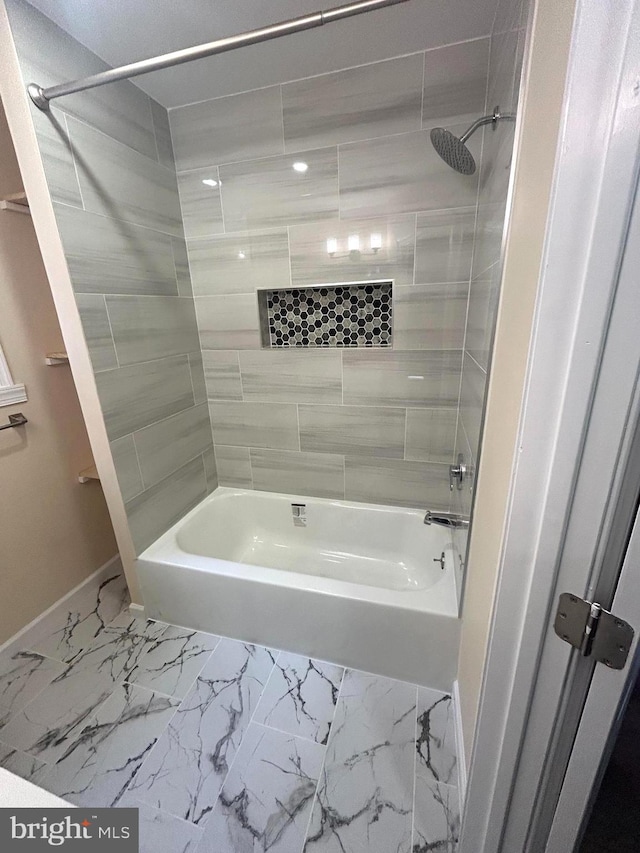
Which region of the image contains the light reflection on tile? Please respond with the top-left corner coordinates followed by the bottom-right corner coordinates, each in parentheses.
top-left (177, 167), bottom-right (224, 240)
top-left (219, 147), bottom-right (339, 232)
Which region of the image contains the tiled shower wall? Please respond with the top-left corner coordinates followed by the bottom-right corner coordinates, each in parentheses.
top-left (5, 0), bottom-right (218, 554)
top-left (452, 0), bottom-right (529, 579)
top-left (171, 38), bottom-right (490, 508)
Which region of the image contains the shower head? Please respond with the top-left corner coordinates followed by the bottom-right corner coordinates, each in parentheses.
top-left (430, 106), bottom-right (515, 175)
top-left (430, 127), bottom-right (477, 175)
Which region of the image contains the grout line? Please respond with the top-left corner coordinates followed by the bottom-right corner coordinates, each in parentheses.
top-left (412, 213), bottom-right (419, 285)
top-left (168, 35), bottom-right (491, 112)
top-left (130, 433), bottom-right (146, 492)
top-left (420, 50), bottom-right (427, 130)
top-left (149, 99), bottom-right (162, 165)
top-left (410, 684), bottom-right (419, 853)
top-left (250, 718), bottom-right (329, 748)
top-left (102, 294), bottom-right (120, 369)
top-left (63, 112), bottom-right (86, 211)
top-left (215, 165), bottom-right (227, 234)
top-left (278, 84), bottom-right (286, 154)
top-left (300, 666), bottom-right (347, 850)
top-left (403, 406), bottom-right (409, 461)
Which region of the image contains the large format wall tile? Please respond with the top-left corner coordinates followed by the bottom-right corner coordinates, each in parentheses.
top-left (177, 167), bottom-right (225, 240)
top-left (75, 294), bottom-right (118, 372)
top-left (344, 456), bottom-right (451, 509)
top-left (405, 408), bottom-right (458, 464)
top-left (125, 456), bottom-right (207, 553)
top-left (343, 350), bottom-right (462, 408)
top-left (6, 0), bottom-right (157, 159)
top-left (282, 53), bottom-right (423, 152)
top-left (250, 448), bottom-right (344, 499)
top-left (54, 203), bottom-right (180, 296)
top-left (172, 238), bottom-right (193, 297)
top-left (415, 207), bottom-right (476, 284)
top-left (203, 351), bottom-right (243, 401)
top-left (30, 112), bottom-right (82, 207)
top-left (459, 352), bottom-right (487, 461)
top-left (299, 404), bottom-right (406, 459)
top-left (187, 229), bottom-right (290, 296)
top-left (339, 129), bottom-right (479, 219)
top-left (66, 117), bottom-right (183, 237)
top-left (218, 147), bottom-right (339, 231)
top-left (394, 283), bottom-right (468, 350)
top-left (209, 401), bottom-right (299, 451)
top-left (289, 215), bottom-right (415, 288)
top-left (110, 435), bottom-right (144, 503)
top-left (134, 404), bottom-right (213, 489)
top-left (239, 350), bottom-right (342, 404)
top-left (422, 38), bottom-right (490, 127)
top-left (214, 446), bottom-right (252, 488)
top-left (188, 353), bottom-right (207, 403)
top-left (105, 295), bottom-right (200, 365)
top-left (95, 356), bottom-right (195, 441)
top-left (196, 294), bottom-right (261, 350)
top-left (170, 86), bottom-right (284, 171)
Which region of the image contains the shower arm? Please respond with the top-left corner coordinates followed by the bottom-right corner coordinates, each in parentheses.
top-left (459, 107), bottom-right (516, 144)
top-left (27, 0), bottom-right (411, 110)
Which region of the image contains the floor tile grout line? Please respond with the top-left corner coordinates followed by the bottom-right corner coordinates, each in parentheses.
top-left (300, 666), bottom-right (348, 851)
top-left (250, 719), bottom-right (330, 749)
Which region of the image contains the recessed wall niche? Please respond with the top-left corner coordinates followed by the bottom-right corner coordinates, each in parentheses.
top-left (258, 281), bottom-right (393, 349)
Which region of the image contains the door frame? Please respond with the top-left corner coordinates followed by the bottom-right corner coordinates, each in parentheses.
top-left (459, 0), bottom-right (640, 851)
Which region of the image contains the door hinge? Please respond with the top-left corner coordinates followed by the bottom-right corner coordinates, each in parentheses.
top-left (554, 593), bottom-right (634, 669)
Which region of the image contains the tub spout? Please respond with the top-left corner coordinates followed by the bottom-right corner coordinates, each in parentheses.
top-left (424, 510), bottom-right (469, 529)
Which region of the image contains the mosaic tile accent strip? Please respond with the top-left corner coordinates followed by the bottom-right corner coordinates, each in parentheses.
top-left (264, 282), bottom-right (392, 348)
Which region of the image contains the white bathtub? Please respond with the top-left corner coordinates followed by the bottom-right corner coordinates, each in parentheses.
top-left (136, 488), bottom-right (460, 690)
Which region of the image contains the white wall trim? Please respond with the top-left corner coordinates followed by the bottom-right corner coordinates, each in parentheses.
top-left (128, 602), bottom-right (146, 619)
top-left (453, 679), bottom-right (467, 802)
top-left (0, 553), bottom-right (121, 657)
top-left (0, 382), bottom-right (27, 407)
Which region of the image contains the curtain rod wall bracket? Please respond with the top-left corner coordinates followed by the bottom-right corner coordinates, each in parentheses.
top-left (25, 0), bottom-right (410, 111)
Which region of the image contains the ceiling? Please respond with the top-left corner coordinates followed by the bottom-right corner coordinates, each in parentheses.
top-left (23, 0), bottom-right (498, 108)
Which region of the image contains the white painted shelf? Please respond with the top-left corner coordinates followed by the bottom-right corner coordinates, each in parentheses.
top-left (0, 191), bottom-right (29, 215)
top-left (78, 464), bottom-right (100, 484)
top-left (45, 352), bottom-right (69, 365)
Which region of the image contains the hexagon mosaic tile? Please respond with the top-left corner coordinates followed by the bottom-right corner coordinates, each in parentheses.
top-left (264, 282), bottom-right (392, 348)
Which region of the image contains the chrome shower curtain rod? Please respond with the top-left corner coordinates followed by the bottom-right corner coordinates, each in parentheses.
top-left (27, 0), bottom-right (411, 110)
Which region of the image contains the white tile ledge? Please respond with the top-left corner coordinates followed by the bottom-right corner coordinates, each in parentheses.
top-left (0, 768), bottom-right (73, 808)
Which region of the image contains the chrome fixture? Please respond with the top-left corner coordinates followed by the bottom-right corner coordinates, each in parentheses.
top-left (430, 106), bottom-right (516, 175)
top-left (424, 511), bottom-right (470, 530)
top-left (0, 412), bottom-right (27, 431)
top-left (433, 551), bottom-right (446, 571)
top-left (449, 453), bottom-right (473, 491)
top-left (27, 0), bottom-right (411, 110)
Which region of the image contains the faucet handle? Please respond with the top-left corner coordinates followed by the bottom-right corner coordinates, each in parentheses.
top-left (449, 453), bottom-right (473, 491)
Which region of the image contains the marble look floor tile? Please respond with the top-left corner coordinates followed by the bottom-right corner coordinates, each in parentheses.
top-left (412, 779), bottom-right (459, 853)
top-left (0, 741), bottom-right (49, 785)
top-left (0, 617), bottom-right (166, 764)
top-left (416, 688), bottom-right (457, 787)
top-left (0, 652), bottom-right (67, 728)
top-left (40, 682), bottom-right (180, 808)
top-left (129, 639), bottom-right (275, 826)
top-left (118, 798), bottom-right (204, 853)
top-left (218, 147), bottom-right (339, 232)
top-left (30, 572), bottom-right (130, 665)
top-left (198, 723), bottom-right (325, 853)
top-left (282, 53), bottom-right (423, 152)
top-left (253, 653), bottom-right (343, 745)
top-left (126, 627), bottom-right (220, 700)
top-left (304, 670), bottom-right (416, 853)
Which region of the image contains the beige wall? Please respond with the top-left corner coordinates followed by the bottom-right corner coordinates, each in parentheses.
top-left (457, 0), bottom-right (577, 762)
top-left (0, 103), bottom-right (117, 644)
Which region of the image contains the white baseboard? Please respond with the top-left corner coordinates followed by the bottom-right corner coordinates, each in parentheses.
top-left (128, 602), bottom-right (146, 619)
top-left (0, 554), bottom-right (122, 657)
top-left (453, 679), bottom-right (467, 803)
